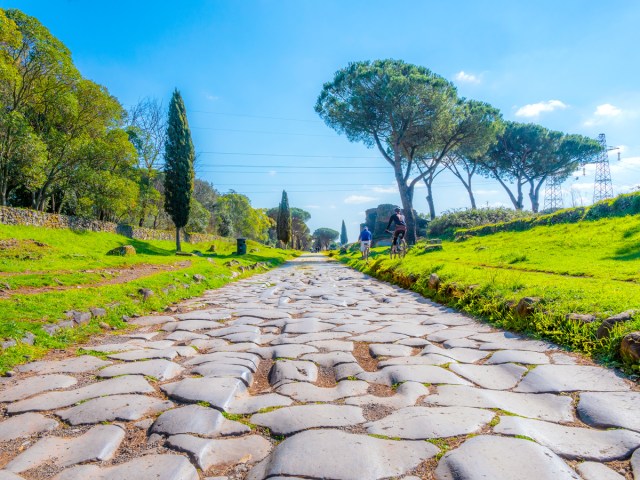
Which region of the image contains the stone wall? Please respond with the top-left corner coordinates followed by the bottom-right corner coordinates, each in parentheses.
top-left (0, 206), bottom-right (218, 244)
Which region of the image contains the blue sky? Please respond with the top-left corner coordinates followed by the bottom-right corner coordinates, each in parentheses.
top-left (5, 0), bottom-right (640, 239)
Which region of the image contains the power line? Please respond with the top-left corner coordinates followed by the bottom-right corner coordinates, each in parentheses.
top-left (190, 110), bottom-right (322, 124)
top-left (196, 164), bottom-right (391, 169)
top-left (197, 151), bottom-right (381, 159)
top-left (191, 127), bottom-right (334, 138)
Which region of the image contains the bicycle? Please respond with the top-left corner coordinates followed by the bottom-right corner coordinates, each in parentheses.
top-left (361, 241), bottom-right (371, 262)
top-left (386, 230), bottom-right (407, 259)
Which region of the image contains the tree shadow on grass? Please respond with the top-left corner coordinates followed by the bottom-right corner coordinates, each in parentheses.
top-left (126, 239), bottom-right (175, 256)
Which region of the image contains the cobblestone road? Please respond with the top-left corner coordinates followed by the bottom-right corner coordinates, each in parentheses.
top-left (1, 254), bottom-right (639, 479)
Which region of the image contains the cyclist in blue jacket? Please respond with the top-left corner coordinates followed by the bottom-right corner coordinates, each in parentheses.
top-left (357, 226), bottom-right (373, 259)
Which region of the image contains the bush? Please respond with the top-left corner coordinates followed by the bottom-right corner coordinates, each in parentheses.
top-left (455, 191), bottom-right (640, 240)
top-left (427, 207), bottom-right (533, 239)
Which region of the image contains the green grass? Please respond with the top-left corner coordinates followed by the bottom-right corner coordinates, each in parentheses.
top-left (337, 215), bottom-right (640, 372)
top-left (0, 224), bottom-right (297, 373)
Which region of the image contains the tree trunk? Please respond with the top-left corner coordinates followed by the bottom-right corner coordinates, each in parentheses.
top-left (492, 172), bottom-right (523, 210)
top-left (397, 182), bottom-right (417, 244)
top-left (466, 184), bottom-right (477, 209)
top-left (175, 227), bottom-right (182, 252)
top-left (426, 189), bottom-right (436, 220)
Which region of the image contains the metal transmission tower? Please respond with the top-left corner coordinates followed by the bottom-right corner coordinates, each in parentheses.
top-left (543, 175), bottom-right (564, 211)
top-left (593, 133), bottom-right (614, 203)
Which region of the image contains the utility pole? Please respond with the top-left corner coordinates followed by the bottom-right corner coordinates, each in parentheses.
top-left (543, 175), bottom-right (564, 211)
top-left (593, 133), bottom-right (615, 203)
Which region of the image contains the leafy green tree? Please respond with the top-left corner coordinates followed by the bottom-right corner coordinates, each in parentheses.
top-left (277, 190), bottom-right (292, 247)
top-left (214, 192), bottom-right (271, 241)
top-left (316, 59), bottom-right (459, 243)
top-left (164, 89), bottom-right (195, 251)
top-left (185, 198), bottom-right (211, 233)
top-left (313, 227), bottom-right (339, 250)
top-left (0, 9), bottom-right (78, 206)
top-left (478, 122), bottom-right (600, 212)
top-left (267, 206), bottom-right (311, 249)
top-left (127, 97), bottom-right (166, 226)
top-left (420, 99), bottom-right (504, 216)
top-left (340, 220), bottom-right (348, 245)
top-left (193, 179), bottom-right (218, 232)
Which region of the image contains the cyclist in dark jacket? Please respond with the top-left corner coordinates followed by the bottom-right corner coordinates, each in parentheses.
top-left (385, 207), bottom-right (407, 246)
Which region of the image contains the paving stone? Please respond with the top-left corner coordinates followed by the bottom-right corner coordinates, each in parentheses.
top-left (494, 416), bottom-right (640, 461)
top-left (167, 434), bottom-right (271, 470)
top-left (251, 344), bottom-right (318, 359)
top-left (0, 374), bottom-right (77, 402)
top-left (307, 340), bottom-right (354, 351)
top-left (363, 365), bottom-right (471, 386)
top-left (128, 315), bottom-right (176, 326)
top-left (369, 343), bottom-right (413, 357)
top-left (428, 328), bottom-right (479, 343)
top-left (551, 353), bottom-right (578, 364)
top-left (366, 406), bottom-right (493, 439)
top-left (0, 413), bottom-right (58, 441)
top-left (52, 454), bottom-right (199, 480)
top-left (277, 379), bottom-right (369, 402)
top-left (378, 323), bottom-right (441, 337)
top-left (56, 394), bottom-right (173, 425)
top-left (192, 363), bottom-right (254, 386)
top-left (250, 404), bottom-right (365, 435)
top-left (0, 472), bottom-right (25, 480)
top-left (334, 362), bottom-right (365, 380)
top-left (631, 448), bottom-right (639, 479)
top-left (161, 377), bottom-right (246, 411)
top-left (162, 319), bottom-right (223, 332)
top-left (107, 346), bottom-right (196, 361)
top-left (185, 352), bottom-right (260, 370)
top-left (397, 338), bottom-right (431, 347)
top-left (207, 325), bottom-right (261, 337)
top-left (174, 311), bottom-right (231, 321)
top-left (151, 404), bottom-right (249, 437)
top-left (283, 319), bottom-right (334, 334)
top-left (8, 375), bottom-right (154, 413)
top-left (577, 391), bottom-right (640, 432)
top-left (448, 363), bottom-right (528, 390)
top-left (269, 360), bottom-right (318, 386)
top-left (189, 338), bottom-right (229, 351)
top-left (125, 332), bottom-right (159, 340)
top-left (271, 332), bottom-right (351, 345)
top-left (576, 462), bottom-right (625, 480)
top-left (350, 332), bottom-right (408, 343)
top-left (246, 429), bottom-right (438, 480)
top-left (424, 385), bottom-right (573, 422)
top-left (485, 350), bottom-right (550, 364)
top-left (514, 365), bottom-right (630, 393)
top-left (222, 331), bottom-right (262, 343)
top-left (16, 355), bottom-right (111, 374)
top-left (97, 359), bottom-right (184, 381)
top-left (165, 331), bottom-right (209, 341)
top-left (301, 351), bottom-right (356, 367)
top-left (227, 393), bottom-right (294, 414)
top-left (5, 424), bottom-right (125, 473)
top-left (379, 354), bottom-right (454, 367)
top-left (234, 309), bottom-right (290, 320)
top-left (434, 435), bottom-right (580, 480)
top-left (421, 344), bottom-right (490, 363)
top-left (442, 338), bottom-right (483, 349)
top-left (346, 381), bottom-right (429, 409)
top-left (83, 343), bottom-right (141, 352)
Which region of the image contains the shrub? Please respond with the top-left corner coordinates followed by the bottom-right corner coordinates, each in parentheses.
top-left (427, 207), bottom-right (533, 239)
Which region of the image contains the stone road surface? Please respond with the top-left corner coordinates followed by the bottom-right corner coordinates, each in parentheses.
top-left (1, 254), bottom-right (639, 480)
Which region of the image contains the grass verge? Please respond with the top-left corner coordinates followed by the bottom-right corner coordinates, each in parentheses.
top-left (0, 224), bottom-right (297, 373)
top-left (336, 215), bottom-right (640, 374)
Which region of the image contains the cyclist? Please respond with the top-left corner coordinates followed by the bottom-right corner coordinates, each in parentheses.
top-left (385, 207), bottom-right (407, 249)
top-left (357, 226), bottom-right (372, 259)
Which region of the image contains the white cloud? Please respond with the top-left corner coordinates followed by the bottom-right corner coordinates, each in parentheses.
top-left (344, 195), bottom-right (377, 205)
top-left (304, 205), bottom-right (320, 209)
top-left (515, 100), bottom-right (568, 118)
top-left (594, 103), bottom-right (622, 117)
top-left (584, 103), bottom-right (625, 126)
top-left (454, 71), bottom-right (481, 84)
top-left (205, 93), bottom-right (219, 101)
top-left (371, 185), bottom-right (397, 194)
top-left (570, 182), bottom-right (593, 192)
top-left (611, 155), bottom-right (640, 174)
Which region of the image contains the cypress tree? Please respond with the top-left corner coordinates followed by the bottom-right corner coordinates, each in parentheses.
top-left (164, 89), bottom-right (195, 252)
top-left (276, 190), bottom-right (292, 247)
top-left (340, 219), bottom-right (348, 245)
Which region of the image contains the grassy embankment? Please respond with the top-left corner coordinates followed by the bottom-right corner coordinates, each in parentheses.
top-left (0, 224), bottom-right (297, 373)
top-left (337, 214), bottom-right (640, 372)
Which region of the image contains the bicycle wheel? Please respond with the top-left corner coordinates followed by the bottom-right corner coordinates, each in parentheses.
top-left (399, 239), bottom-right (407, 258)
